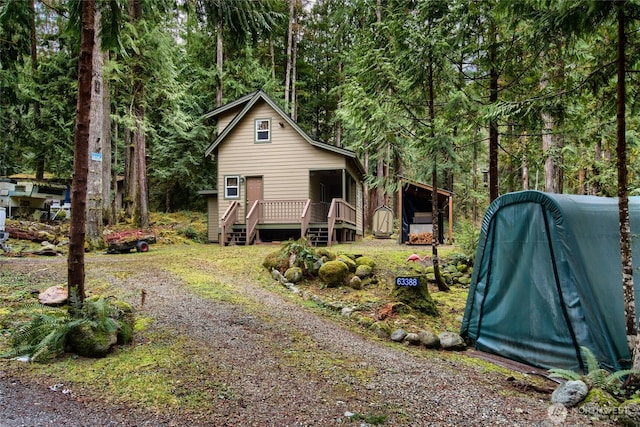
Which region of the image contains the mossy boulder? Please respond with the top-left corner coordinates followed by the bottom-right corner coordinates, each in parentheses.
top-left (112, 300), bottom-right (135, 344)
top-left (284, 266), bottom-right (303, 283)
top-left (348, 275), bottom-right (362, 290)
top-left (336, 255), bottom-right (357, 272)
top-left (67, 323), bottom-right (118, 358)
top-left (355, 264), bottom-right (373, 279)
top-left (262, 250), bottom-right (287, 272)
top-left (370, 321), bottom-right (392, 339)
top-left (355, 256), bottom-right (375, 268)
top-left (318, 260), bottom-right (349, 288)
top-left (316, 248), bottom-right (336, 260)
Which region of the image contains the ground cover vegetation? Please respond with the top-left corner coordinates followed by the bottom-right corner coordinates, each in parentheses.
top-left (2, 0), bottom-right (640, 422)
top-left (0, 224), bottom-right (478, 424)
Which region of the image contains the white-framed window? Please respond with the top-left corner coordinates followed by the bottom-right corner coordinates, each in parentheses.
top-left (224, 175), bottom-right (240, 199)
top-left (255, 119), bottom-right (271, 142)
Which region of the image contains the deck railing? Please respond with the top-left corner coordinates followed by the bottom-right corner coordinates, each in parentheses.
top-left (260, 200), bottom-right (308, 223)
top-left (220, 201), bottom-right (239, 246)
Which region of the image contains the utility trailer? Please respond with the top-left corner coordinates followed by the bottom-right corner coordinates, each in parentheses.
top-left (106, 229), bottom-right (156, 254)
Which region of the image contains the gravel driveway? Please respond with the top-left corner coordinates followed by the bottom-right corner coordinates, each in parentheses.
top-left (0, 247), bottom-right (616, 427)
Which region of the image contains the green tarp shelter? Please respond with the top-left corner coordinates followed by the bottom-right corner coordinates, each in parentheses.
top-left (461, 190), bottom-right (640, 372)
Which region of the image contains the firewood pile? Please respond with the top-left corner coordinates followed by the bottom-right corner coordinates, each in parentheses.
top-left (408, 232), bottom-right (433, 245)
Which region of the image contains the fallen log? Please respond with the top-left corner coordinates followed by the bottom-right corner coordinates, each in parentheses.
top-left (4, 225), bottom-right (61, 243)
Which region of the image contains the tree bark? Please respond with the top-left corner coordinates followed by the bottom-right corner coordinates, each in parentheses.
top-left (131, 0), bottom-right (149, 229)
top-left (87, 6), bottom-right (104, 248)
top-left (68, 0), bottom-right (95, 312)
top-left (488, 21), bottom-right (499, 202)
top-left (614, 7), bottom-right (638, 369)
top-left (102, 51), bottom-right (113, 225)
top-left (216, 15), bottom-right (223, 107)
top-left (284, 0), bottom-right (295, 113)
top-left (427, 60), bottom-right (448, 292)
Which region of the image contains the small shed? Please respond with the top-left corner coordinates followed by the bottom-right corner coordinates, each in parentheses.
top-left (461, 190), bottom-right (640, 372)
top-left (372, 205), bottom-right (394, 238)
top-left (397, 178), bottom-right (452, 244)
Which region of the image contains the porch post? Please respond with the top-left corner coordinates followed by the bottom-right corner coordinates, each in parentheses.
top-left (342, 169), bottom-right (346, 200)
top-left (448, 195), bottom-right (453, 244)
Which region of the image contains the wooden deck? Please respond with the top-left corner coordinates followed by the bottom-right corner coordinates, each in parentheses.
top-left (221, 198), bottom-right (356, 246)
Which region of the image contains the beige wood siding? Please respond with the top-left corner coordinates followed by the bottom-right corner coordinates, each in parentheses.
top-left (207, 195), bottom-right (219, 242)
top-left (217, 100), bottom-right (346, 222)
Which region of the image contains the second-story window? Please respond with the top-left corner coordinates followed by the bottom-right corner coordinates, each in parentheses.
top-left (255, 119), bottom-right (271, 142)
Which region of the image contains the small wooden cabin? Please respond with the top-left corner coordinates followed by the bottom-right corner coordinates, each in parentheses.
top-left (201, 90), bottom-right (365, 246)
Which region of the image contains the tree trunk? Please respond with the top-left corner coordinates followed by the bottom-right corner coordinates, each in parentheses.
top-left (614, 8), bottom-right (638, 369)
top-left (216, 16), bottom-right (223, 107)
top-left (68, 0), bottom-right (95, 312)
top-left (102, 51), bottom-right (113, 225)
top-left (87, 6), bottom-right (104, 249)
top-left (540, 72), bottom-right (558, 193)
top-left (427, 60), bottom-right (448, 292)
top-left (291, 17), bottom-right (298, 121)
top-left (284, 0), bottom-right (295, 113)
top-left (488, 21), bottom-right (499, 202)
top-left (131, 0), bottom-right (148, 229)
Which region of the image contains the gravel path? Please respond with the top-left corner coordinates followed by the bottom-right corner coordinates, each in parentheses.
top-left (0, 250), bottom-right (616, 427)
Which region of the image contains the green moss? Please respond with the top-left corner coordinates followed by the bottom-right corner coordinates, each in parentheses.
top-left (355, 256), bottom-right (376, 268)
top-left (284, 267), bottom-right (303, 283)
top-left (318, 260), bottom-right (349, 288)
top-left (392, 275), bottom-right (439, 316)
top-left (355, 264), bottom-right (373, 278)
top-left (336, 255), bottom-right (357, 272)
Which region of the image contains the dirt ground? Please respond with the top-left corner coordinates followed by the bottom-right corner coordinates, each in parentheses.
top-left (0, 244), bottom-right (617, 427)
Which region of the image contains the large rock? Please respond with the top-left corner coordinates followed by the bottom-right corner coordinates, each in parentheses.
top-left (67, 323), bottom-right (118, 358)
top-left (404, 333), bottom-right (421, 345)
top-left (390, 329), bottom-right (407, 342)
top-left (418, 330), bottom-right (440, 348)
top-left (355, 264), bottom-right (373, 279)
top-left (438, 332), bottom-right (466, 351)
top-left (551, 380), bottom-right (589, 407)
top-left (38, 285), bottom-right (68, 306)
top-left (284, 267), bottom-right (303, 283)
top-left (318, 260), bottom-right (349, 287)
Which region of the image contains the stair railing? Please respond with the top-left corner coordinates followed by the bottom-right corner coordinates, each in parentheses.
top-left (300, 199), bottom-right (311, 239)
top-left (246, 200), bottom-right (260, 244)
top-left (220, 201), bottom-right (239, 246)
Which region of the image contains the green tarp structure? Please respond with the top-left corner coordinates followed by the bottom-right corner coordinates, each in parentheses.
top-left (461, 190), bottom-right (640, 372)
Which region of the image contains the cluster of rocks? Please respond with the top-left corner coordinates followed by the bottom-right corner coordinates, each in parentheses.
top-left (270, 266), bottom-right (467, 353)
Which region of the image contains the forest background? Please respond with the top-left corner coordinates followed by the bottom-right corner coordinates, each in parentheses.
top-left (1, 0), bottom-right (639, 235)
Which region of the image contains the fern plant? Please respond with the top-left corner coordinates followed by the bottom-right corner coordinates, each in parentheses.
top-left (279, 238), bottom-right (320, 274)
top-left (548, 346), bottom-right (639, 398)
top-left (2, 296), bottom-right (134, 362)
top-left (1, 304), bottom-right (87, 362)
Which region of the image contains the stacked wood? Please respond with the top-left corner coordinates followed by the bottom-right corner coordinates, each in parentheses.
top-left (408, 232), bottom-right (433, 245)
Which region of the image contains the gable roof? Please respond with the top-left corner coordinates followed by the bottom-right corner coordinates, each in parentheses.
top-left (203, 90), bottom-right (364, 175)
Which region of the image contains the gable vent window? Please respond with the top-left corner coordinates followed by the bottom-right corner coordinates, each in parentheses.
top-left (225, 176), bottom-right (240, 199)
top-left (255, 119), bottom-right (271, 143)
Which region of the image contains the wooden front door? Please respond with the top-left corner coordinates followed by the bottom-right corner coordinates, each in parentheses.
top-left (246, 177), bottom-right (263, 213)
